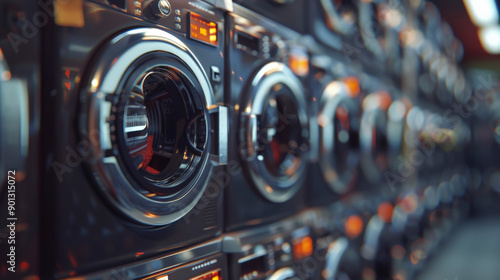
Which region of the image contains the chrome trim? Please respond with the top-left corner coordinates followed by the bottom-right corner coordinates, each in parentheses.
top-left (222, 214), bottom-right (304, 253)
top-left (62, 238), bottom-right (222, 280)
top-left (83, 28), bottom-right (216, 226)
top-left (241, 113), bottom-right (258, 161)
top-left (320, 0), bottom-right (355, 35)
top-left (209, 105), bottom-right (229, 165)
top-left (267, 267), bottom-right (295, 280)
top-left (324, 237), bottom-right (349, 280)
top-left (240, 62), bottom-right (308, 203)
top-left (0, 49), bottom-right (29, 185)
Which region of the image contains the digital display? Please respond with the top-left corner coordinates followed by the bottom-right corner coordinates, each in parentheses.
top-left (190, 270), bottom-right (221, 280)
top-left (189, 12), bottom-right (218, 46)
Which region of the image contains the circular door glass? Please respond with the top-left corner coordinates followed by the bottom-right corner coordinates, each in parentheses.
top-left (260, 85), bottom-right (303, 179)
top-left (115, 65), bottom-right (206, 196)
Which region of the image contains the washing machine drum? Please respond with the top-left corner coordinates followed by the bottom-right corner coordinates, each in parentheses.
top-left (240, 62), bottom-right (309, 203)
top-left (81, 28), bottom-right (224, 226)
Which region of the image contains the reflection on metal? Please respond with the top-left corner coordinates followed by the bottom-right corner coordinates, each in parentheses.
top-left (324, 237), bottom-right (349, 280)
top-left (240, 62), bottom-right (308, 203)
top-left (0, 49), bottom-right (29, 186)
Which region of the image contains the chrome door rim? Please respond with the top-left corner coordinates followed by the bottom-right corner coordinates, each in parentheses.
top-left (240, 62), bottom-right (309, 203)
top-left (81, 28), bottom-right (215, 226)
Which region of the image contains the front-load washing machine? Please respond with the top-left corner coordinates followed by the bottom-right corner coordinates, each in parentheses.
top-left (224, 4), bottom-right (311, 231)
top-left (39, 0), bottom-right (228, 278)
top-left (306, 52), bottom-right (362, 207)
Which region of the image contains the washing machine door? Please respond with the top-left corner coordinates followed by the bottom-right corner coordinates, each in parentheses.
top-left (240, 62), bottom-right (309, 203)
top-left (318, 81), bottom-right (360, 194)
top-left (80, 28), bottom-right (227, 226)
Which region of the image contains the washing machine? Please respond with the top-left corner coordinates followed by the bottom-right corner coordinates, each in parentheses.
top-left (306, 52), bottom-right (362, 207)
top-left (64, 238), bottom-right (229, 280)
top-left (39, 0), bottom-right (229, 278)
top-left (224, 4), bottom-right (311, 231)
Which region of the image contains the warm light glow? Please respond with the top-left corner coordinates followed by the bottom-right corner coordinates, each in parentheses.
top-left (478, 25), bottom-right (500, 54)
top-left (157, 275), bottom-right (169, 280)
top-left (377, 91), bottom-right (392, 110)
top-left (145, 213), bottom-right (159, 218)
top-left (384, 9), bottom-right (402, 28)
top-left (2, 70), bottom-right (11, 81)
top-left (343, 76), bottom-right (360, 98)
top-left (377, 202), bottom-right (394, 223)
top-left (91, 78), bottom-right (99, 89)
top-left (363, 91), bottom-right (392, 110)
top-left (289, 52), bottom-right (309, 77)
top-left (463, 0), bottom-right (499, 27)
top-left (400, 193), bottom-right (418, 214)
top-left (345, 215), bottom-right (364, 239)
top-left (265, 185), bottom-right (273, 193)
top-left (324, 81), bottom-right (344, 98)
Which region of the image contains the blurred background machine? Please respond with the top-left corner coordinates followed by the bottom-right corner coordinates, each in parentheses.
top-left (1, 0), bottom-right (500, 280)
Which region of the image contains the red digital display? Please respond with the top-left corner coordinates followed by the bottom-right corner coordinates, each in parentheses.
top-left (190, 270), bottom-right (221, 280)
top-left (189, 12), bottom-right (218, 46)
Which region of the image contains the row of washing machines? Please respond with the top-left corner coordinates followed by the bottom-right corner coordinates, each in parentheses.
top-left (0, 0), bottom-right (476, 279)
